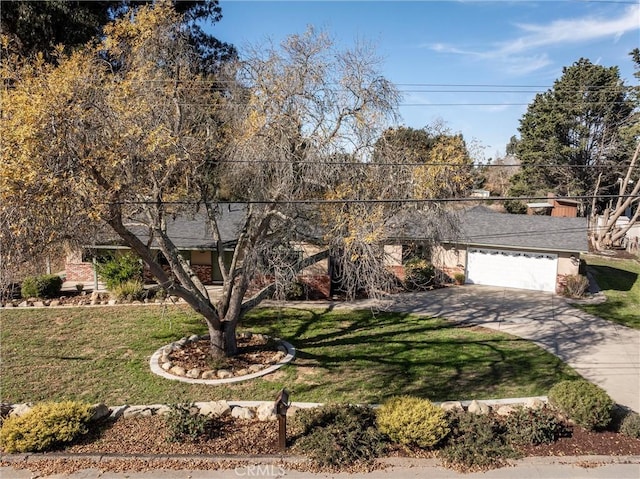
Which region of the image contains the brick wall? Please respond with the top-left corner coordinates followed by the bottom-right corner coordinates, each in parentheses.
top-left (299, 274), bottom-right (330, 299)
top-left (191, 264), bottom-right (213, 285)
top-left (143, 264), bottom-right (214, 285)
top-left (65, 262), bottom-right (95, 283)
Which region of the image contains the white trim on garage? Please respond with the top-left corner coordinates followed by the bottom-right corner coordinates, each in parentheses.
top-left (466, 247), bottom-right (558, 292)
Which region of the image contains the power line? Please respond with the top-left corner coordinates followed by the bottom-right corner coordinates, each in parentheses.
top-left (142, 158), bottom-right (637, 168)
top-left (104, 194), bottom-right (639, 206)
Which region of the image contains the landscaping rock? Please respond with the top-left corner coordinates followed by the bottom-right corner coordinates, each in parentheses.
top-left (256, 402), bottom-right (277, 421)
top-left (169, 366), bottom-right (186, 377)
top-left (440, 401), bottom-right (464, 412)
top-left (201, 370), bottom-right (217, 380)
top-left (286, 405), bottom-right (301, 418)
top-left (495, 405), bottom-right (518, 417)
top-left (248, 364), bottom-right (264, 373)
top-left (9, 403), bottom-right (33, 417)
top-left (124, 406), bottom-right (153, 418)
top-left (108, 299), bottom-right (118, 305)
top-left (109, 405), bottom-right (129, 419)
top-left (217, 369), bottom-right (233, 379)
top-left (154, 405), bottom-right (171, 416)
top-left (271, 351), bottom-right (285, 362)
top-left (235, 368), bottom-right (250, 377)
top-left (196, 400), bottom-right (231, 417)
top-left (468, 400), bottom-right (491, 415)
top-left (90, 403), bottom-right (111, 422)
top-left (231, 406), bottom-right (255, 420)
top-left (525, 398), bottom-right (545, 409)
top-left (33, 301), bottom-right (45, 307)
top-left (186, 368), bottom-right (202, 379)
top-left (188, 334), bottom-right (200, 342)
top-left (161, 362), bottom-right (173, 371)
top-left (49, 300), bottom-right (61, 307)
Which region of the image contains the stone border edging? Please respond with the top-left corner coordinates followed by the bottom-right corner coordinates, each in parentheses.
top-left (149, 339), bottom-right (296, 385)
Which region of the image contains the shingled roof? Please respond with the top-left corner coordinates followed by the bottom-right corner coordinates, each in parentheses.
top-left (89, 204), bottom-right (588, 254)
top-left (91, 204), bottom-right (247, 250)
top-left (456, 206), bottom-right (588, 253)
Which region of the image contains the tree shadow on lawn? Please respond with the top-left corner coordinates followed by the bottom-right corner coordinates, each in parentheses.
top-left (589, 265), bottom-right (638, 292)
top-left (243, 308), bottom-right (575, 402)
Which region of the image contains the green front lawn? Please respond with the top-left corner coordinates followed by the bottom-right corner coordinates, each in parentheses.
top-left (581, 254), bottom-right (640, 329)
top-left (0, 305), bottom-right (579, 405)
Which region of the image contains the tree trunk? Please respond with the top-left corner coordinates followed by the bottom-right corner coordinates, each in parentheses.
top-left (207, 324), bottom-right (226, 359)
top-left (224, 321), bottom-right (238, 356)
top-left (206, 312), bottom-right (239, 357)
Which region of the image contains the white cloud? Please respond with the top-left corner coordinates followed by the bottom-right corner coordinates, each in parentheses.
top-left (502, 4), bottom-right (640, 54)
top-left (426, 4), bottom-right (640, 75)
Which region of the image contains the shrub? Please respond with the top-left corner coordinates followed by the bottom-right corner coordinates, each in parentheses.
top-left (110, 279), bottom-right (146, 301)
top-left (0, 401), bottom-right (92, 453)
top-left (453, 273), bottom-right (465, 285)
top-left (441, 411), bottom-right (520, 471)
top-left (20, 274), bottom-right (63, 299)
top-left (284, 281), bottom-right (309, 300)
top-left (376, 396), bottom-right (449, 448)
top-left (165, 404), bottom-right (213, 443)
top-left (293, 404), bottom-right (385, 468)
top-left (504, 200), bottom-right (527, 215)
top-left (503, 406), bottom-right (569, 445)
top-left (562, 274), bottom-right (590, 298)
top-left (94, 253), bottom-right (143, 290)
top-left (619, 412), bottom-right (640, 439)
top-left (548, 380), bottom-right (614, 431)
top-left (404, 258), bottom-right (436, 291)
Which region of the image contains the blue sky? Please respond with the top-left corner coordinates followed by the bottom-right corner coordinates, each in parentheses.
top-left (209, 0), bottom-right (639, 159)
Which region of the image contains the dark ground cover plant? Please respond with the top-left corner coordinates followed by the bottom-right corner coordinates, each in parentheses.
top-left (502, 406), bottom-right (570, 445)
top-left (291, 404), bottom-right (386, 468)
top-left (439, 410), bottom-right (521, 471)
top-left (165, 403), bottom-right (217, 443)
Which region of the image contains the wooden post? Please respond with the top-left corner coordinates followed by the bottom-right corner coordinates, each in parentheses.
top-left (275, 388), bottom-right (290, 451)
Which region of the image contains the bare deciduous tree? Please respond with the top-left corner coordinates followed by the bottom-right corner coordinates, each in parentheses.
top-left (3, 5), bottom-right (454, 358)
top-left (590, 142), bottom-right (640, 250)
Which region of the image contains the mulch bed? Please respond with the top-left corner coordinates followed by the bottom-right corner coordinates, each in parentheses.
top-left (2, 414), bottom-right (640, 477)
top-left (168, 336), bottom-right (281, 373)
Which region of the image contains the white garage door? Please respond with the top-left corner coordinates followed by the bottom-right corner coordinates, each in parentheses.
top-left (466, 248), bottom-right (558, 292)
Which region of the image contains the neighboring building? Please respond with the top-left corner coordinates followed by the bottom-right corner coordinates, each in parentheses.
top-left (526, 194), bottom-right (579, 217)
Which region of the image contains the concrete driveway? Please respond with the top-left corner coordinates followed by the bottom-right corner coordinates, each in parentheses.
top-left (370, 285), bottom-right (640, 413)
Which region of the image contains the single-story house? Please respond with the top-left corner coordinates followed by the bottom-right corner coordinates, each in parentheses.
top-left (385, 206), bottom-right (588, 293)
top-left (66, 204), bottom-right (589, 296)
top-left (65, 204), bottom-right (331, 296)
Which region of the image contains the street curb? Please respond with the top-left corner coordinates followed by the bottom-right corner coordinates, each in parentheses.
top-left (2, 453), bottom-right (639, 467)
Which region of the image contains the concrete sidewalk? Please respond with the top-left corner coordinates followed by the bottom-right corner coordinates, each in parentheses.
top-left (2, 455), bottom-right (640, 479)
top-left (377, 286), bottom-right (640, 413)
